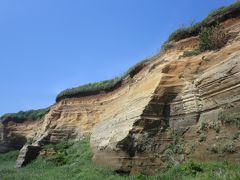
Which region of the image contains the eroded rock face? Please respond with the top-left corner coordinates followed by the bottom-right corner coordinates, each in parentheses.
top-left (90, 21), bottom-right (240, 174)
top-left (0, 119), bottom-right (41, 153)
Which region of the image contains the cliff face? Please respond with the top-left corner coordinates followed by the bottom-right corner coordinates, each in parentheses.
top-left (0, 120), bottom-right (41, 153)
top-left (1, 14), bottom-right (240, 174)
top-left (91, 19), bottom-right (240, 173)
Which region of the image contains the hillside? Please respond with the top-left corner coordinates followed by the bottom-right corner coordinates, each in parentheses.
top-left (1, 2), bottom-right (240, 178)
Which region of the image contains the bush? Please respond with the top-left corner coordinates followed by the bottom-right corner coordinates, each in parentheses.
top-left (199, 25), bottom-right (229, 52)
top-left (199, 119), bottom-right (208, 131)
top-left (180, 48), bottom-right (201, 58)
top-left (210, 143), bottom-right (220, 154)
top-left (181, 160), bottom-right (203, 175)
top-left (218, 111), bottom-right (240, 128)
top-left (233, 131), bottom-right (240, 140)
top-left (199, 133), bottom-right (207, 142)
top-left (222, 141), bottom-right (236, 154)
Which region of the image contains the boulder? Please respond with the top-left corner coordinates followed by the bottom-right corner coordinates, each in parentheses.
top-left (16, 145), bottom-right (41, 168)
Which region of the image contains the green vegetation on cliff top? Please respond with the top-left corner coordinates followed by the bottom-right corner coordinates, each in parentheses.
top-left (0, 107), bottom-right (51, 123)
top-left (164, 1), bottom-right (240, 45)
top-left (55, 58), bottom-right (151, 102)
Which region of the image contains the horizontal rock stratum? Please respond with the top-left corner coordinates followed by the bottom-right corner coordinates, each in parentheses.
top-left (1, 4), bottom-right (240, 175)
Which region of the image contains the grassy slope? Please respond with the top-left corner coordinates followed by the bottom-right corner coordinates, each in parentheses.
top-left (0, 139), bottom-right (240, 180)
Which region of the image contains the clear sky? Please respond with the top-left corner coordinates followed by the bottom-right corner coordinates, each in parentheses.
top-left (0, 0), bottom-right (236, 116)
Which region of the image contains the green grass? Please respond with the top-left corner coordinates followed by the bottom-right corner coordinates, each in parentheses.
top-left (56, 58), bottom-right (154, 102)
top-left (163, 1), bottom-right (240, 49)
top-left (1, 139), bottom-right (240, 180)
top-left (56, 78), bottom-right (122, 102)
top-left (180, 48), bottom-right (202, 58)
top-left (218, 111), bottom-right (240, 129)
top-left (0, 107), bottom-right (51, 123)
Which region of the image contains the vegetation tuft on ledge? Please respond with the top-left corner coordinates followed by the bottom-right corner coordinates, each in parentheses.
top-left (56, 57), bottom-right (157, 102)
top-left (0, 107), bottom-right (51, 124)
top-left (162, 1), bottom-right (240, 50)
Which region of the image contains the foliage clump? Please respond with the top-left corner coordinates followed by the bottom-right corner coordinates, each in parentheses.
top-left (218, 111), bottom-right (240, 128)
top-left (180, 48), bottom-right (202, 58)
top-left (198, 25), bottom-right (229, 52)
top-left (0, 107), bottom-right (51, 123)
top-left (180, 24), bottom-right (229, 58)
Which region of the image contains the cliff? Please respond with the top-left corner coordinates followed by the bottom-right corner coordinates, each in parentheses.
top-left (1, 2), bottom-right (240, 175)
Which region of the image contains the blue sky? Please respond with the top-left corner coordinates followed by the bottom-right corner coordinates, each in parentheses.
top-left (0, 0), bottom-right (236, 115)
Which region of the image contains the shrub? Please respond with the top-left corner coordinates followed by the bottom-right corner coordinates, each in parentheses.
top-left (180, 48), bottom-right (201, 58)
top-left (218, 111), bottom-right (240, 128)
top-left (199, 133), bottom-right (207, 142)
top-left (199, 119), bottom-right (208, 131)
top-left (210, 143), bottom-right (220, 154)
top-left (181, 160), bottom-right (203, 175)
top-left (222, 141), bottom-right (236, 154)
top-left (198, 25), bottom-right (229, 52)
top-left (212, 119), bottom-right (221, 133)
top-left (233, 131), bottom-right (240, 140)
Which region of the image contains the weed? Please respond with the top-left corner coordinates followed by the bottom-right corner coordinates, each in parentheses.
top-left (232, 131), bottom-right (240, 140)
top-left (180, 48), bottom-right (202, 58)
top-left (200, 119), bottom-right (208, 131)
top-left (222, 141), bottom-right (236, 154)
top-left (210, 143), bottom-right (220, 154)
top-left (218, 111), bottom-right (240, 128)
top-left (199, 133), bottom-right (207, 142)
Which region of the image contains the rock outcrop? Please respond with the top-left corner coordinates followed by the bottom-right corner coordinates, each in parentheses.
top-left (89, 18), bottom-right (240, 174)
top-left (16, 145), bottom-right (41, 168)
top-left (0, 119), bottom-right (41, 153)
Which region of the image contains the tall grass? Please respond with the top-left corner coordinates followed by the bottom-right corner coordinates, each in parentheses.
top-left (1, 139), bottom-right (240, 180)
